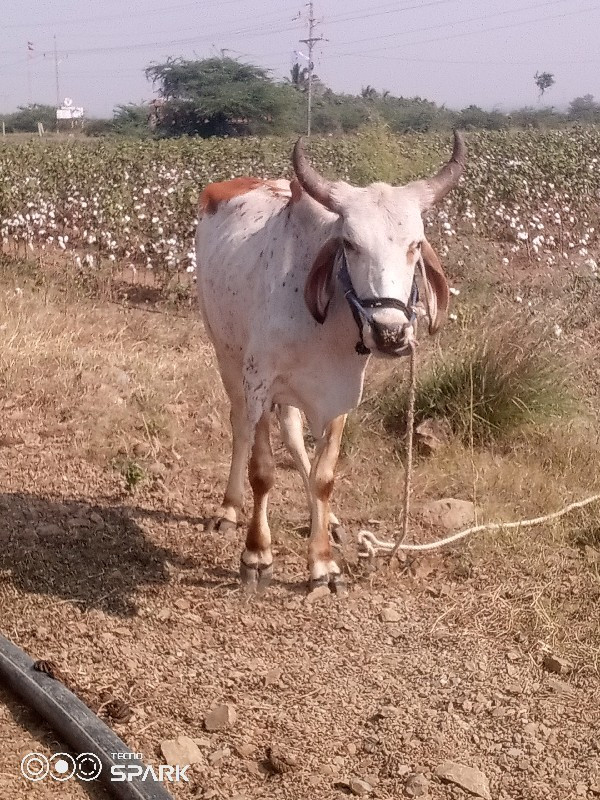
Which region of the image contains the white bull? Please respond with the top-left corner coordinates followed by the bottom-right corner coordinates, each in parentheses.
top-left (195, 132), bottom-right (466, 591)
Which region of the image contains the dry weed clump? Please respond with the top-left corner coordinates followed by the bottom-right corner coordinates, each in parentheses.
top-left (376, 311), bottom-right (575, 446)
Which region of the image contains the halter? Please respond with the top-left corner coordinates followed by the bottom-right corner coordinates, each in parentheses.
top-left (337, 248), bottom-right (420, 355)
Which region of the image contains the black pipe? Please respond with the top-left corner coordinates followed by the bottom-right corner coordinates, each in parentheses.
top-left (0, 633), bottom-right (175, 800)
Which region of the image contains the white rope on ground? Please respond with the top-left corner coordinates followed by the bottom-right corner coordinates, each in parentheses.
top-left (356, 312), bottom-right (600, 560)
top-left (357, 492), bottom-right (600, 557)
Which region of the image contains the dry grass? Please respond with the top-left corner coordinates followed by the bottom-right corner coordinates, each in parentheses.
top-left (1, 252), bottom-right (600, 799)
top-left (375, 311), bottom-right (575, 445)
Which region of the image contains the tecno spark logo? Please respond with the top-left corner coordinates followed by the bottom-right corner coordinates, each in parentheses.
top-left (20, 751), bottom-right (189, 783)
top-left (111, 752), bottom-right (190, 783)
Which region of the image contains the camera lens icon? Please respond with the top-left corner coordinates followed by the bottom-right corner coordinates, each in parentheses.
top-left (49, 753), bottom-right (76, 781)
top-left (21, 753), bottom-right (49, 782)
top-left (76, 753), bottom-right (103, 781)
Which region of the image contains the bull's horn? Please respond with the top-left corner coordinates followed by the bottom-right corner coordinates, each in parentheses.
top-left (423, 129), bottom-right (466, 206)
top-left (292, 137), bottom-right (339, 212)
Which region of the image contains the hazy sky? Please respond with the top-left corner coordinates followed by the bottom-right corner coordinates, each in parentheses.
top-left (1, 0), bottom-right (599, 117)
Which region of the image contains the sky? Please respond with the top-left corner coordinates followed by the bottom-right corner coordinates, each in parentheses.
top-left (1, 0), bottom-right (599, 117)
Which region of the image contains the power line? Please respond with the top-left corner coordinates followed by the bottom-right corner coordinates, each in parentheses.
top-left (322, 0), bottom-right (465, 27)
top-left (327, 0), bottom-right (570, 50)
top-left (332, 3), bottom-right (600, 57)
top-left (28, 20), bottom-right (305, 58)
top-left (336, 53), bottom-right (600, 66)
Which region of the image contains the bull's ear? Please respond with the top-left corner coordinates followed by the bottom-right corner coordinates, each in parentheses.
top-left (304, 238), bottom-right (341, 324)
top-left (420, 239), bottom-right (450, 335)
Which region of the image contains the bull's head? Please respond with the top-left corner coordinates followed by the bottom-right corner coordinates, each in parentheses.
top-left (294, 131), bottom-right (466, 357)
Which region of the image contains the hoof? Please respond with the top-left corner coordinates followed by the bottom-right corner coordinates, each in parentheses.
top-left (330, 523), bottom-right (348, 547)
top-left (256, 563), bottom-right (273, 593)
top-left (240, 559), bottom-right (273, 592)
top-left (240, 560), bottom-right (258, 589)
top-left (329, 572), bottom-right (348, 596)
top-left (308, 572), bottom-right (347, 595)
top-left (205, 516), bottom-right (237, 534)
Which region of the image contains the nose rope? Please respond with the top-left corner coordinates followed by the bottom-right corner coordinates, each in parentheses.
top-left (337, 248), bottom-right (419, 355)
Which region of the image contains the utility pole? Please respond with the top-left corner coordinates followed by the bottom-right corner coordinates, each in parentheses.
top-left (53, 35), bottom-right (61, 108)
top-left (26, 42), bottom-right (33, 106)
top-left (299, 1), bottom-right (324, 136)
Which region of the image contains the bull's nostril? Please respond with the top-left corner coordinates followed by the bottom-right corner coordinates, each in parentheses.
top-left (372, 324), bottom-right (407, 350)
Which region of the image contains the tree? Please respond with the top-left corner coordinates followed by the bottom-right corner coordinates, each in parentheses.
top-left (145, 57), bottom-right (299, 137)
top-left (568, 94), bottom-right (600, 123)
top-left (2, 104), bottom-right (56, 133)
top-left (289, 62), bottom-right (309, 91)
top-left (534, 71), bottom-right (555, 99)
top-left (112, 103), bottom-right (153, 136)
top-left (361, 85), bottom-right (379, 101)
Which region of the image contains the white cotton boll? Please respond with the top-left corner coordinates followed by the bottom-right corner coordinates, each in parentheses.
top-left (554, 324), bottom-right (562, 338)
top-left (517, 231), bottom-right (528, 241)
top-left (515, 296), bottom-right (523, 303)
top-left (448, 313), bottom-right (458, 321)
top-left (502, 257), bottom-right (509, 265)
top-left (449, 287), bottom-right (460, 296)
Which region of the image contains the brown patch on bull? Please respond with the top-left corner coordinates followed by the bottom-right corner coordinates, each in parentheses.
top-left (289, 177), bottom-right (303, 204)
top-left (317, 478), bottom-right (334, 502)
top-left (223, 491), bottom-right (242, 511)
top-left (245, 413), bottom-right (274, 554)
top-left (199, 177), bottom-right (292, 215)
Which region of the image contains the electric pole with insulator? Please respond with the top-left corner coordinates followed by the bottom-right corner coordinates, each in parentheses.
top-left (299, 1), bottom-right (324, 136)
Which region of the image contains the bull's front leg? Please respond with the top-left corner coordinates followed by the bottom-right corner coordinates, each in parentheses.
top-left (307, 414), bottom-right (347, 592)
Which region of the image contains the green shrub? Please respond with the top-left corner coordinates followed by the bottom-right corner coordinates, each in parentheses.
top-left (378, 317), bottom-right (574, 445)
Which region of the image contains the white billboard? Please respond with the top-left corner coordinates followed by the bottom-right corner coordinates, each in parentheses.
top-left (56, 98), bottom-right (84, 120)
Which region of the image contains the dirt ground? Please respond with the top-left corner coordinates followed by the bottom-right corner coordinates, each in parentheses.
top-left (1, 253), bottom-right (599, 800)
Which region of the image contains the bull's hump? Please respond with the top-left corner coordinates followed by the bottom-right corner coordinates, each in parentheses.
top-left (199, 177), bottom-right (293, 215)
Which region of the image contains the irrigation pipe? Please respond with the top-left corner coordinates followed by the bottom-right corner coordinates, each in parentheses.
top-left (0, 633), bottom-right (174, 800)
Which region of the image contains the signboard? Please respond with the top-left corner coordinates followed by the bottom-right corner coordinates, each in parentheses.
top-left (56, 98), bottom-right (84, 120)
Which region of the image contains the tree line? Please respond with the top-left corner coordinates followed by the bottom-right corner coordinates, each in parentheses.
top-left (3, 57), bottom-right (600, 137)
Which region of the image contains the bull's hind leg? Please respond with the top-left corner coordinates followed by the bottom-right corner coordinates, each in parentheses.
top-left (240, 411), bottom-right (275, 591)
top-left (205, 370), bottom-right (249, 534)
top-left (276, 404), bottom-right (345, 542)
top-left (307, 414), bottom-right (347, 592)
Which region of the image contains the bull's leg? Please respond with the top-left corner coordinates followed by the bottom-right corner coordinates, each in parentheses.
top-left (205, 380), bottom-right (249, 534)
top-left (276, 404), bottom-right (344, 539)
top-left (240, 411), bottom-right (275, 590)
top-left (307, 414), bottom-right (347, 591)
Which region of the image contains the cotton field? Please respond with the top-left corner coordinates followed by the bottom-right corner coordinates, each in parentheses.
top-left (1, 127), bottom-right (599, 278)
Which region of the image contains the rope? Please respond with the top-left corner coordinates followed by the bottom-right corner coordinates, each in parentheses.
top-left (387, 341), bottom-right (416, 561)
top-left (356, 320), bottom-right (600, 560)
top-left (358, 492), bottom-right (600, 557)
